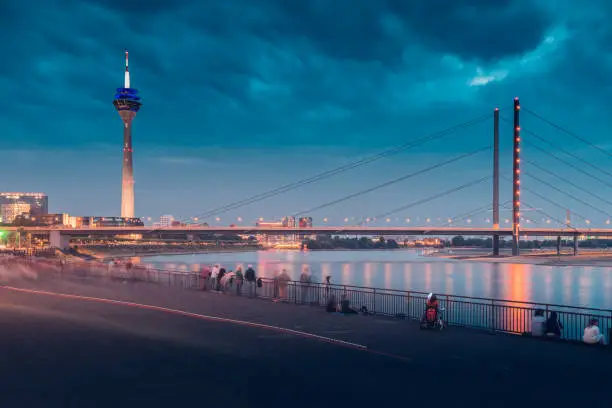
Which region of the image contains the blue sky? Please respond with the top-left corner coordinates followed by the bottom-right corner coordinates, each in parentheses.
top-left (1, 0), bottom-right (612, 227)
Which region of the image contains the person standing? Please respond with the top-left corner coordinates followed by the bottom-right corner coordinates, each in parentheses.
top-left (235, 266), bottom-right (244, 295)
top-left (245, 265), bottom-right (256, 297)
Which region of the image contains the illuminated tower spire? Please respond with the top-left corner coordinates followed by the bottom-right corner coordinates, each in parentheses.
top-left (113, 50), bottom-right (142, 219)
top-left (124, 49), bottom-right (130, 88)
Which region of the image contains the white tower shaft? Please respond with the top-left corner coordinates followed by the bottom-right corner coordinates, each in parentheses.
top-left (124, 50), bottom-right (130, 88)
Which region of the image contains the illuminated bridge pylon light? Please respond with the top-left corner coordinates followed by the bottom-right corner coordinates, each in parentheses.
top-left (511, 97), bottom-right (521, 256)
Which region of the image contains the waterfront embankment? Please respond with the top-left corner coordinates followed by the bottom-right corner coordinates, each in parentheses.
top-left (431, 247), bottom-right (612, 267)
top-left (81, 245), bottom-right (262, 260)
top-left (0, 262), bottom-right (610, 406)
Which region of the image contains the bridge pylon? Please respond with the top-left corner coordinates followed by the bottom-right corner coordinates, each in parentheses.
top-left (512, 97), bottom-right (521, 256)
top-left (493, 107), bottom-right (500, 256)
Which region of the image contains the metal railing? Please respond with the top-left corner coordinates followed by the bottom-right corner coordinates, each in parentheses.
top-left (38, 258), bottom-right (612, 345)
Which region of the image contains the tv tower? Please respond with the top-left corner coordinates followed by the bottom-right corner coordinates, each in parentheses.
top-left (113, 50), bottom-right (142, 218)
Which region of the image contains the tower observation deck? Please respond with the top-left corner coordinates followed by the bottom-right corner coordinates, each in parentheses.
top-left (113, 50), bottom-right (142, 219)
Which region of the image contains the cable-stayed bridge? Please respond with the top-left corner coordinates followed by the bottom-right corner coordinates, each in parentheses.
top-left (22, 97), bottom-right (612, 254)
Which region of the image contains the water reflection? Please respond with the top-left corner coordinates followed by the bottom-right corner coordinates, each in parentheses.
top-left (143, 250), bottom-right (612, 309)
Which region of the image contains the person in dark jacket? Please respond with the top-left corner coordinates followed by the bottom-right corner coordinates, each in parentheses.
top-left (245, 265), bottom-right (256, 297)
top-left (216, 267), bottom-right (226, 291)
top-left (545, 311), bottom-right (563, 338)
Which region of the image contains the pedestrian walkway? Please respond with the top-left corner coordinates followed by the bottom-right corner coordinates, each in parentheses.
top-left (2, 260), bottom-right (611, 407)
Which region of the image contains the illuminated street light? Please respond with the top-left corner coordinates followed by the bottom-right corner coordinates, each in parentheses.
top-left (586, 219), bottom-right (591, 225)
top-left (467, 219), bottom-right (472, 223)
top-left (344, 218), bottom-right (349, 223)
top-left (386, 218), bottom-right (391, 223)
top-left (237, 217), bottom-right (242, 222)
top-left (405, 218), bottom-right (410, 223)
top-left (215, 217), bottom-right (220, 222)
top-left (426, 218), bottom-right (431, 223)
top-left (323, 218), bottom-right (328, 223)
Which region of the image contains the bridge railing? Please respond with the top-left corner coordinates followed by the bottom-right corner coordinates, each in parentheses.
top-left (51, 259), bottom-right (612, 344)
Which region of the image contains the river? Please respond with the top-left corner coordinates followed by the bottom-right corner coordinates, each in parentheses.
top-left (141, 249), bottom-right (612, 309)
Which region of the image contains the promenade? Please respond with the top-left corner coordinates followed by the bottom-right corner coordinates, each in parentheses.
top-left (0, 262), bottom-right (610, 407)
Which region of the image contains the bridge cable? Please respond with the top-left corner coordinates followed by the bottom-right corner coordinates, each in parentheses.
top-left (441, 202), bottom-right (493, 226)
top-left (521, 200), bottom-right (578, 232)
top-left (500, 117), bottom-right (612, 187)
top-left (175, 113), bottom-right (493, 225)
top-left (443, 200), bottom-right (514, 226)
top-left (523, 108), bottom-right (612, 159)
top-left (500, 174), bottom-right (588, 222)
top-left (364, 176), bottom-right (490, 223)
top-left (500, 118), bottom-right (612, 188)
top-left (520, 124), bottom-right (612, 179)
top-left (524, 159), bottom-right (612, 208)
top-left (292, 146), bottom-right (491, 217)
top-left (523, 172), bottom-right (611, 218)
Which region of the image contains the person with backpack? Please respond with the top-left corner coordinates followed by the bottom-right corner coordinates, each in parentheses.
top-left (234, 266), bottom-right (244, 295)
top-left (216, 267), bottom-right (226, 291)
top-left (245, 265), bottom-right (256, 297)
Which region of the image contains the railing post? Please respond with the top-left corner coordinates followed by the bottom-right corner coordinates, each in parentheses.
top-left (407, 291), bottom-right (411, 319)
top-left (373, 288), bottom-right (376, 314)
top-left (490, 299), bottom-right (496, 332)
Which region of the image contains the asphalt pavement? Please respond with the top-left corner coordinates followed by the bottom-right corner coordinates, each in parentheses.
top-left (0, 265), bottom-right (610, 407)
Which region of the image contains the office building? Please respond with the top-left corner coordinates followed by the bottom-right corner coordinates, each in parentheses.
top-left (1, 202), bottom-right (31, 223)
top-left (159, 215), bottom-right (174, 227)
top-left (299, 217), bottom-right (313, 228)
top-left (0, 192), bottom-right (48, 216)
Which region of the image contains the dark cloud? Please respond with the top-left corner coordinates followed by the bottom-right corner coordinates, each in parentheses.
top-left (0, 0), bottom-right (606, 152)
top-left (387, 0), bottom-right (552, 62)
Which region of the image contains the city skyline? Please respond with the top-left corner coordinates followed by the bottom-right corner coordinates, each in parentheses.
top-left (2, 1), bottom-right (612, 225)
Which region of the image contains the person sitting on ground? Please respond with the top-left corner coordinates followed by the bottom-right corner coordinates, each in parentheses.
top-left (340, 293), bottom-right (358, 314)
top-left (583, 318), bottom-right (605, 345)
top-left (545, 311), bottom-right (563, 339)
top-left (326, 294), bottom-right (337, 313)
top-left (421, 293), bottom-right (440, 324)
top-left (531, 309), bottom-right (546, 337)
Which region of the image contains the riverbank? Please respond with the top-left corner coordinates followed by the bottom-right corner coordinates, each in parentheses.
top-left (82, 246), bottom-right (262, 261)
top-left (431, 248), bottom-right (612, 266)
top-left (2, 274), bottom-right (610, 406)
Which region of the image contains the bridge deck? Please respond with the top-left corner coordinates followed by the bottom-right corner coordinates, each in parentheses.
top-left (11, 225), bottom-right (612, 236)
top-left (0, 263), bottom-right (610, 407)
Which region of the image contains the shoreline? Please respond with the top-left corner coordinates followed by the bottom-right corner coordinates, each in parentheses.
top-left (428, 248), bottom-right (612, 267)
top-left (85, 246), bottom-right (425, 260)
top-left (84, 246), bottom-right (261, 261)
